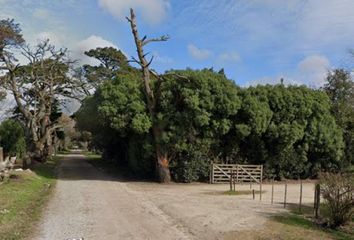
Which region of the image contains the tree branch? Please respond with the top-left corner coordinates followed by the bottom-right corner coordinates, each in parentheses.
top-left (142, 35), bottom-right (170, 46)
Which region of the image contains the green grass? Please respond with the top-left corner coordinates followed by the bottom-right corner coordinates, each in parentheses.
top-left (271, 203), bottom-right (354, 240)
top-left (84, 152), bottom-right (101, 160)
top-left (0, 157), bottom-right (58, 240)
top-left (58, 150), bottom-right (71, 154)
top-left (273, 213), bottom-right (353, 240)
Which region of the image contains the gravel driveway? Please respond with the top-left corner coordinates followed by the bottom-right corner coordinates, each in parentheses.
top-left (32, 153), bottom-right (191, 240)
top-left (32, 153), bottom-right (315, 240)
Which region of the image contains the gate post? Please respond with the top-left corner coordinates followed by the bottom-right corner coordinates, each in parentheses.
top-left (260, 165), bottom-right (263, 200)
top-left (236, 165), bottom-right (239, 183)
top-left (0, 147), bottom-right (3, 162)
top-left (229, 170), bottom-right (233, 191)
top-left (210, 163), bottom-right (214, 184)
top-left (0, 147), bottom-right (4, 162)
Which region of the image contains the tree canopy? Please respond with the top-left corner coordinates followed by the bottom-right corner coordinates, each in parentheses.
top-left (76, 57), bottom-right (345, 181)
top-left (323, 69), bottom-right (354, 166)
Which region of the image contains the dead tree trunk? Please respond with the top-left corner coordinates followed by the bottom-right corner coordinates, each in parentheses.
top-left (127, 8), bottom-right (171, 183)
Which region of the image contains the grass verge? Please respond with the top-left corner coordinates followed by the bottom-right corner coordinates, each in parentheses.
top-left (0, 157), bottom-right (58, 240)
top-left (272, 214), bottom-right (353, 240)
top-left (228, 204), bottom-right (353, 240)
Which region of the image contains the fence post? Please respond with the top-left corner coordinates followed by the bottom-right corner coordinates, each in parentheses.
top-left (271, 177), bottom-right (274, 204)
top-left (0, 147), bottom-right (3, 162)
top-left (314, 183), bottom-right (320, 218)
top-left (233, 170), bottom-right (236, 191)
top-left (209, 163), bottom-right (212, 184)
top-left (284, 180), bottom-right (287, 208)
top-left (299, 179), bottom-right (303, 213)
top-left (260, 165), bottom-right (263, 201)
top-left (236, 165), bottom-right (239, 183)
top-left (229, 170), bottom-right (233, 191)
top-left (210, 163), bottom-right (214, 184)
top-left (252, 189), bottom-right (255, 200)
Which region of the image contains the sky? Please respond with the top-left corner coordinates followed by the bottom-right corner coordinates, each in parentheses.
top-left (0, 0), bottom-right (354, 88)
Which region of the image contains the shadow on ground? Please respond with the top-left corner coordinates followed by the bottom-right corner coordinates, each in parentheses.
top-left (45, 151), bottom-right (153, 183)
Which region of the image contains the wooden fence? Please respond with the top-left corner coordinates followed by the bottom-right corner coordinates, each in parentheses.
top-left (210, 164), bottom-right (263, 184)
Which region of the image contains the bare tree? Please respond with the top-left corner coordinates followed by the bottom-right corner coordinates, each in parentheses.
top-left (1, 40), bottom-right (82, 161)
top-left (126, 9), bottom-right (171, 182)
top-left (0, 19), bottom-right (86, 161)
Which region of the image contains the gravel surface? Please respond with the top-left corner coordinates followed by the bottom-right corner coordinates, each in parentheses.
top-left (32, 153), bottom-right (191, 240)
top-left (32, 153), bottom-right (316, 240)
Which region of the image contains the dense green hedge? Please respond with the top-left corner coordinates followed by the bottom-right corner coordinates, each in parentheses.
top-left (226, 85), bottom-right (343, 179)
top-left (76, 67), bottom-right (345, 182)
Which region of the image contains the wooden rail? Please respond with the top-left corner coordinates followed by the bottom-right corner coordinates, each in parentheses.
top-left (210, 164), bottom-right (263, 184)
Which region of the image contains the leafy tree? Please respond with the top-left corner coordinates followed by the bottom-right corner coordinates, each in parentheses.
top-left (0, 119), bottom-right (26, 158)
top-left (0, 19), bottom-right (24, 57)
top-left (81, 47), bottom-right (131, 91)
top-left (76, 68), bottom-right (242, 181)
top-left (76, 59), bottom-right (345, 181)
top-left (158, 69), bottom-right (241, 181)
top-left (323, 69), bottom-right (354, 166)
top-left (0, 19), bottom-right (24, 103)
top-left (228, 85), bottom-right (344, 178)
top-left (76, 66), bottom-right (154, 175)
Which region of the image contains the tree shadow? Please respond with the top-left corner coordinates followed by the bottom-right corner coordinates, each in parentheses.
top-left (54, 153), bottom-right (154, 183)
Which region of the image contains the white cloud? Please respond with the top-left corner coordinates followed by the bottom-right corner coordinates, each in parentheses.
top-left (218, 52), bottom-right (241, 62)
top-left (35, 31), bottom-right (63, 47)
top-left (187, 44), bottom-right (211, 60)
top-left (98, 0), bottom-right (170, 25)
top-left (297, 55), bottom-right (330, 87)
top-left (244, 55), bottom-right (331, 88)
top-left (77, 35), bottom-right (117, 53)
top-left (297, 55), bottom-right (330, 74)
top-left (74, 35), bottom-right (118, 64)
top-left (152, 51), bottom-right (173, 64)
top-left (32, 8), bottom-right (49, 19)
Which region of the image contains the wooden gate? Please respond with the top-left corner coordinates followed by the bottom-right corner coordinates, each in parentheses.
top-left (210, 164), bottom-right (263, 184)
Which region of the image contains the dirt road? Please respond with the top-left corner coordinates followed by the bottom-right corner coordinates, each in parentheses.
top-left (32, 153), bottom-right (191, 240)
top-left (32, 153), bottom-right (315, 240)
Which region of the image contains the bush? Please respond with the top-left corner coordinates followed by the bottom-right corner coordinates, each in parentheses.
top-left (320, 172), bottom-right (354, 228)
top-left (0, 119), bottom-right (26, 157)
top-left (171, 145), bottom-right (211, 182)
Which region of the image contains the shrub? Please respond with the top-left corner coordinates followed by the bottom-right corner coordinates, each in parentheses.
top-left (0, 119), bottom-right (26, 158)
top-left (320, 172), bottom-right (354, 228)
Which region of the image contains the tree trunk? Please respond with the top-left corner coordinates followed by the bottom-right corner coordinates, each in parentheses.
top-left (31, 130), bottom-right (52, 162)
top-left (127, 8), bottom-right (171, 182)
top-left (156, 146), bottom-right (171, 183)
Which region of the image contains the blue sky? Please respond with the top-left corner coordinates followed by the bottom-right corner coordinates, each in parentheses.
top-left (1, 0), bottom-right (354, 87)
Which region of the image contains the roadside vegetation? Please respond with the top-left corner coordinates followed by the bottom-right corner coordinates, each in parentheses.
top-left (228, 202), bottom-right (353, 240)
top-left (0, 157), bottom-right (58, 240)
